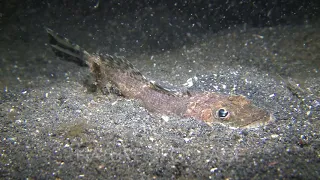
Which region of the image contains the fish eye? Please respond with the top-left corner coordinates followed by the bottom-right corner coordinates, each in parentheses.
top-left (216, 108), bottom-right (230, 119)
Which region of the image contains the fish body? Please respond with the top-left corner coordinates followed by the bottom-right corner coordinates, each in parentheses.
top-left (46, 28), bottom-right (272, 128)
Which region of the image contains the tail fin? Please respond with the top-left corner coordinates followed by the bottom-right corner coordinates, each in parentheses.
top-left (45, 28), bottom-right (90, 66)
top-left (45, 28), bottom-right (179, 97)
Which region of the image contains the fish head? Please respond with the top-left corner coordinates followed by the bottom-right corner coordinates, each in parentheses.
top-left (186, 93), bottom-right (273, 128)
top-left (208, 95), bottom-right (273, 128)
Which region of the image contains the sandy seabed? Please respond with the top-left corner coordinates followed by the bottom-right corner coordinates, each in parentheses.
top-left (0, 5), bottom-right (320, 179)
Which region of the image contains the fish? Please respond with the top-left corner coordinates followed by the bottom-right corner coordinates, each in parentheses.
top-left (46, 28), bottom-right (273, 128)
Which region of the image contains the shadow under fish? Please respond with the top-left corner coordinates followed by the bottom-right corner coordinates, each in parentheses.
top-left (46, 28), bottom-right (274, 128)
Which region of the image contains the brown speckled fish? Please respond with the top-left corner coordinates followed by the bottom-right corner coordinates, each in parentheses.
top-left (46, 28), bottom-right (273, 128)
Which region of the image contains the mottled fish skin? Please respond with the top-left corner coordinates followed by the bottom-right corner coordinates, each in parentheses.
top-left (46, 28), bottom-right (272, 128)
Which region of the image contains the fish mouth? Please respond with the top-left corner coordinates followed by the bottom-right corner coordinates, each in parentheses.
top-left (241, 113), bottom-right (275, 129)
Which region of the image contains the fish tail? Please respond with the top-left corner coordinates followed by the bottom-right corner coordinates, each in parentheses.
top-left (45, 28), bottom-right (178, 96)
top-left (45, 28), bottom-right (90, 66)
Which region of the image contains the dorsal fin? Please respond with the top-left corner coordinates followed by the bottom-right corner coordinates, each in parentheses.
top-left (98, 54), bottom-right (179, 96)
top-left (148, 81), bottom-right (177, 96)
top-left (98, 54), bottom-right (146, 81)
